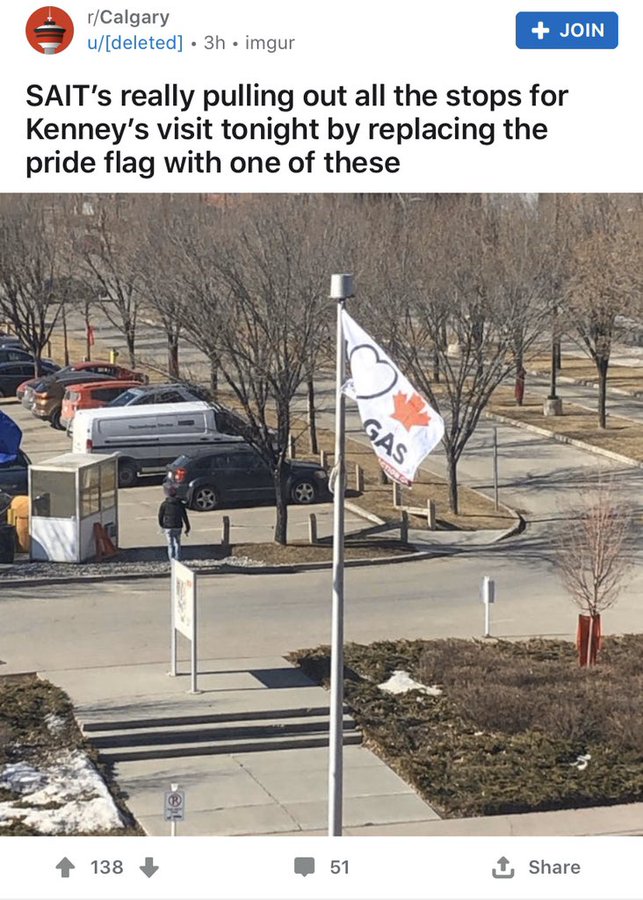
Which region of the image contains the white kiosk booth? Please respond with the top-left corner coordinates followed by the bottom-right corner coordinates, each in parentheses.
top-left (29, 453), bottom-right (119, 563)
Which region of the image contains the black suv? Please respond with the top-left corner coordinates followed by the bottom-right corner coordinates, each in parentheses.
top-left (164, 445), bottom-right (330, 511)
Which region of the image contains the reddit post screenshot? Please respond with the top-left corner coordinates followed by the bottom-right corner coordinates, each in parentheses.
top-left (0, 0), bottom-right (642, 898)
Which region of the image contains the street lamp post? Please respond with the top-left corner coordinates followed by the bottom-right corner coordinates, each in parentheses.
top-left (328, 273), bottom-right (354, 837)
top-left (544, 301), bottom-right (563, 417)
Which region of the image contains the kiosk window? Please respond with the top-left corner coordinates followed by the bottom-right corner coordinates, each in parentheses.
top-left (31, 470), bottom-right (75, 518)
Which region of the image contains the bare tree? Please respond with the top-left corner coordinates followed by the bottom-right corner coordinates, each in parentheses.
top-left (360, 195), bottom-right (553, 514)
top-left (75, 196), bottom-right (147, 368)
top-left (562, 194), bottom-right (642, 428)
top-left (0, 196), bottom-right (71, 374)
top-left (139, 195), bottom-right (207, 379)
top-left (183, 196), bottom-right (334, 544)
top-left (553, 479), bottom-right (634, 664)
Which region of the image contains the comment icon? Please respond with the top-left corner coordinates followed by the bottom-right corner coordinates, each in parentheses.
top-left (294, 857), bottom-right (316, 877)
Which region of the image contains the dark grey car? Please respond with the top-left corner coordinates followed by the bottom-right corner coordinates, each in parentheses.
top-left (164, 446), bottom-right (330, 511)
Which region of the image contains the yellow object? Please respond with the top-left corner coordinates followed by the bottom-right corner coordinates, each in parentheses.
top-left (109, 348), bottom-right (120, 364)
top-left (10, 495), bottom-right (29, 553)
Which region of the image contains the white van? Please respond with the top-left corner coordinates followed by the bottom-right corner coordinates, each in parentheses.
top-left (72, 401), bottom-right (245, 486)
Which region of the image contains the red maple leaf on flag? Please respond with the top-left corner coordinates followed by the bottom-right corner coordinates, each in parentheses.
top-left (390, 391), bottom-right (431, 431)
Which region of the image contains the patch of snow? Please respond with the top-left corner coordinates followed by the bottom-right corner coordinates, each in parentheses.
top-left (0, 750), bottom-right (124, 835)
top-left (44, 714), bottom-right (66, 735)
top-left (220, 555), bottom-right (265, 568)
top-left (378, 670), bottom-right (443, 696)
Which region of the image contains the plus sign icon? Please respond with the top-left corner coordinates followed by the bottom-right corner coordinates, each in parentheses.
top-left (516, 12), bottom-right (618, 49)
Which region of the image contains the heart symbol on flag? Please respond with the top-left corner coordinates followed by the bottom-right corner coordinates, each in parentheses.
top-left (348, 343), bottom-right (398, 399)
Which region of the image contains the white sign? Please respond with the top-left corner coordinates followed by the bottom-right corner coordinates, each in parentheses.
top-left (164, 790), bottom-right (186, 822)
top-left (170, 560), bottom-right (199, 692)
top-left (172, 560), bottom-right (195, 639)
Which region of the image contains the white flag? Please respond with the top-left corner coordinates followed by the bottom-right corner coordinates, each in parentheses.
top-left (342, 311), bottom-right (445, 486)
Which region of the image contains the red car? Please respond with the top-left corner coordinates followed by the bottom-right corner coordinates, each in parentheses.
top-left (17, 361), bottom-right (147, 406)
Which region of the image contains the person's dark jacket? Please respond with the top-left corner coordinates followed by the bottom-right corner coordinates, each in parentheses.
top-left (158, 497), bottom-right (190, 532)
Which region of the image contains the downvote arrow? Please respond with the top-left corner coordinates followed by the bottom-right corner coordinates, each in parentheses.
top-left (140, 857), bottom-right (159, 878)
top-left (55, 857), bottom-right (75, 878)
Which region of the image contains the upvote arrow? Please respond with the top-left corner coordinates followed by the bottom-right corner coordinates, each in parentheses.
top-left (56, 857), bottom-right (75, 878)
top-left (140, 857), bottom-right (159, 878)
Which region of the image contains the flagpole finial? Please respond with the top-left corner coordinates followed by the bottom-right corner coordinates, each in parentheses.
top-left (329, 273), bottom-right (354, 301)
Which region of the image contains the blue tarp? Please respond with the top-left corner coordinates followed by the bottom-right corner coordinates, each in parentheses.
top-left (0, 411), bottom-right (22, 464)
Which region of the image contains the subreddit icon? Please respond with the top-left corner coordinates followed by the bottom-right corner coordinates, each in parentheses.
top-left (26, 6), bottom-right (74, 54)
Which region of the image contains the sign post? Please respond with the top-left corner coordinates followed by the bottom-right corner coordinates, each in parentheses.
top-left (481, 576), bottom-right (495, 637)
top-left (164, 782), bottom-right (185, 837)
top-left (170, 560), bottom-right (199, 693)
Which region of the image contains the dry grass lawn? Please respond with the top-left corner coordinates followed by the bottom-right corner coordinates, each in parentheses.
top-left (528, 355), bottom-right (643, 396)
top-left (489, 388), bottom-right (643, 463)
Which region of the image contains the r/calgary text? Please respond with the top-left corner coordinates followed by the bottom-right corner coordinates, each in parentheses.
top-left (88, 9), bottom-right (170, 27)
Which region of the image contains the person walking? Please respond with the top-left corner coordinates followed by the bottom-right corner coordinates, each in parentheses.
top-left (158, 485), bottom-right (190, 561)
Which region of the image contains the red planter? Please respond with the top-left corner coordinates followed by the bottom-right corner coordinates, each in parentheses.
top-left (577, 614), bottom-right (602, 667)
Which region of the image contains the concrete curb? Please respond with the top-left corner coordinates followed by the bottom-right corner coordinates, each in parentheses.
top-left (486, 410), bottom-right (643, 469)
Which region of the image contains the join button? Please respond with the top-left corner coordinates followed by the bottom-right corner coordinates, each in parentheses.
top-left (516, 12), bottom-right (618, 48)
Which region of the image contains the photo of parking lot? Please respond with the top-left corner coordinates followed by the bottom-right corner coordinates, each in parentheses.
top-left (0, 192), bottom-right (642, 837)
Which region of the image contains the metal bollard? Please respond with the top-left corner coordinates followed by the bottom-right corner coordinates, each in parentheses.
top-left (427, 499), bottom-right (436, 530)
top-left (355, 464), bottom-right (364, 493)
top-left (320, 449), bottom-right (328, 470)
top-left (392, 482), bottom-right (402, 507)
top-left (400, 510), bottom-right (409, 544)
top-left (221, 515), bottom-right (230, 548)
top-left (308, 513), bottom-right (317, 545)
top-left (288, 434), bottom-right (296, 458)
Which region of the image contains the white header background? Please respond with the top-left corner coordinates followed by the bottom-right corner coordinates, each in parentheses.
top-left (4, 1), bottom-right (642, 191)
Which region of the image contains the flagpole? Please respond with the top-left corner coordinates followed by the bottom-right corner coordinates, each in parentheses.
top-left (328, 273), bottom-right (353, 837)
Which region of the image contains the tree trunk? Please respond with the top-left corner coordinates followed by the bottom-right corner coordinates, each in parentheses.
top-left (125, 329), bottom-right (136, 369)
top-left (307, 377), bottom-right (318, 454)
top-left (167, 333), bottom-right (179, 379)
top-left (273, 467), bottom-right (289, 545)
top-left (432, 348), bottom-right (440, 383)
top-left (209, 356), bottom-right (218, 398)
top-left (447, 452), bottom-right (459, 515)
top-left (596, 358), bottom-right (608, 429)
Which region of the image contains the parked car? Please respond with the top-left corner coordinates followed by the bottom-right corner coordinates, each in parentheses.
top-left (72, 401), bottom-right (246, 486)
top-left (0, 336), bottom-right (26, 351)
top-left (0, 449), bottom-right (30, 498)
top-left (16, 360), bottom-right (146, 405)
top-left (0, 361), bottom-right (59, 398)
top-left (60, 380), bottom-right (143, 431)
top-left (32, 372), bottom-right (123, 430)
top-left (164, 445), bottom-right (330, 511)
top-left (107, 382), bottom-right (209, 407)
top-left (0, 347), bottom-right (39, 365)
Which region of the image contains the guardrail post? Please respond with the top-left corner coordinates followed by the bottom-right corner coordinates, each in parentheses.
top-left (427, 499), bottom-right (436, 530)
top-left (308, 513), bottom-right (318, 545)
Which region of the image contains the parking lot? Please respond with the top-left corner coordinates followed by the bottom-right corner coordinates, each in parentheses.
top-left (1, 398), bottom-right (366, 551)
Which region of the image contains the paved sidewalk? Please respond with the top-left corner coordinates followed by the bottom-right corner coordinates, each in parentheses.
top-left (41, 656), bottom-right (440, 836)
